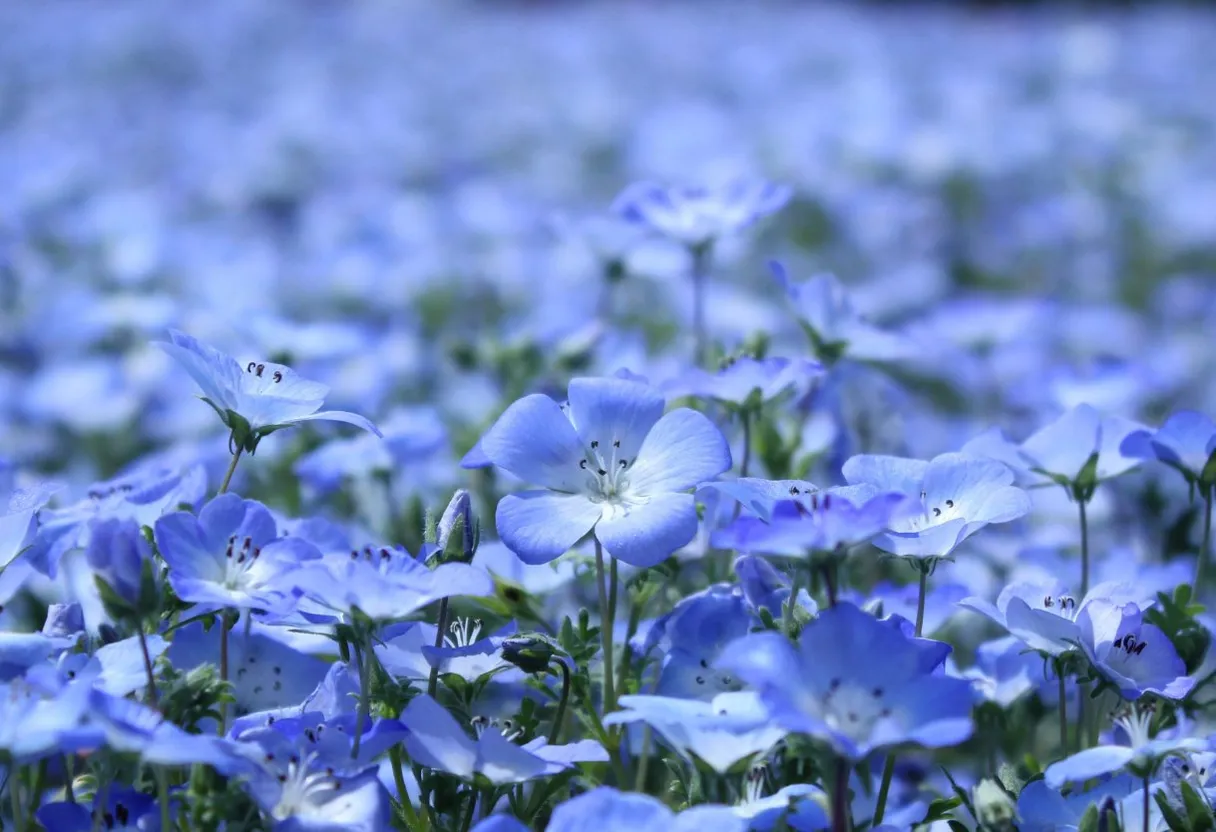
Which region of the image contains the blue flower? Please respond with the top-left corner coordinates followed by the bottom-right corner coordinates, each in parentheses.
top-left (87, 689), bottom-right (249, 771)
top-left (661, 357), bottom-right (823, 408)
top-left (770, 265), bottom-right (916, 364)
top-left (37, 787), bottom-right (159, 832)
top-left (699, 478), bottom-right (823, 522)
top-left (290, 547), bottom-right (493, 624)
top-left (846, 579), bottom-right (968, 637)
top-left (603, 691), bottom-right (787, 773)
top-left (712, 489), bottom-right (914, 557)
top-left (155, 494), bottom-right (320, 614)
top-left (1078, 599), bottom-right (1195, 700)
top-left (546, 786), bottom-right (746, 832)
top-left (60, 633), bottom-right (168, 698)
top-left (0, 675), bottom-right (100, 761)
top-left (613, 180), bottom-right (791, 248)
top-left (479, 376), bottom-right (731, 566)
top-left (155, 329), bottom-right (381, 447)
top-left (399, 694), bottom-right (605, 785)
top-left (645, 584), bottom-right (753, 700)
top-left (957, 636), bottom-right (1044, 708)
top-left (718, 602), bottom-right (973, 760)
top-left (960, 579), bottom-right (1151, 657)
top-left (842, 452), bottom-right (1030, 559)
top-left (84, 517), bottom-right (153, 615)
top-left (1016, 775), bottom-right (1147, 832)
top-left (1121, 410), bottom-right (1216, 489)
top-left (734, 554), bottom-right (816, 619)
top-left (1044, 703), bottom-right (1205, 788)
top-left (0, 480), bottom-right (60, 569)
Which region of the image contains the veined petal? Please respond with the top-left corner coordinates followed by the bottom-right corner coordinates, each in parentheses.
top-left (496, 491), bottom-right (600, 565)
top-left (154, 512), bottom-right (225, 583)
top-left (290, 410), bottom-right (383, 437)
top-left (627, 409), bottom-right (732, 494)
top-left (157, 331), bottom-right (243, 411)
top-left (1044, 746), bottom-right (1136, 789)
top-left (480, 394), bottom-right (586, 491)
top-left (400, 695), bottom-right (478, 779)
top-left (594, 493), bottom-right (698, 567)
top-left (567, 376), bottom-right (665, 463)
top-left (842, 455), bottom-right (928, 495)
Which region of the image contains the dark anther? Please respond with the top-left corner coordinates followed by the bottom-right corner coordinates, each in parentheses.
top-left (247, 361), bottom-right (257, 373)
top-left (597, 468), bottom-right (607, 476)
top-left (1133, 642), bottom-right (1147, 655)
top-left (945, 499), bottom-right (954, 508)
top-left (272, 371), bottom-right (283, 383)
top-left (590, 440), bottom-right (599, 449)
top-left (823, 494), bottom-right (832, 509)
top-left (1183, 764), bottom-right (1191, 774)
top-left (268, 715), bottom-right (275, 724)
top-left (326, 767), bottom-right (335, 776)
top-left (613, 440), bottom-right (620, 448)
top-left (1044, 596), bottom-right (1054, 608)
top-left (933, 507), bottom-right (942, 517)
top-left (789, 486), bottom-right (800, 495)
top-left (872, 687), bottom-right (883, 697)
top-left (116, 805), bottom-right (129, 824)
top-left (380, 548), bottom-right (392, 560)
top-left (277, 774), bottom-right (288, 782)
top-left (579, 460), bottom-right (588, 469)
top-left (619, 459), bottom-right (627, 468)
top-left (700, 658), bottom-right (709, 668)
top-left (695, 676), bottom-right (705, 684)
top-left (256, 363), bottom-right (265, 377)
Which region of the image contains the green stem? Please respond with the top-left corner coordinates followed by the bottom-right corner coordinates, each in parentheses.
top-left (830, 757), bottom-right (850, 832)
top-left (690, 242), bottom-right (713, 367)
top-left (218, 611), bottom-right (231, 735)
top-left (819, 558), bottom-right (839, 608)
top-left (1197, 486), bottom-right (1213, 591)
top-left (426, 598), bottom-right (450, 699)
top-left (351, 639), bottom-right (373, 759)
top-left (156, 767), bottom-right (172, 832)
top-left (914, 566), bottom-right (928, 637)
top-left (739, 410), bottom-right (753, 479)
top-left (786, 568), bottom-right (803, 638)
top-left (138, 629), bottom-right (159, 705)
top-left (1057, 662), bottom-right (1068, 753)
top-left (547, 660), bottom-right (571, 745)
top-left (458, 789), bottom-right (478, 832)
top-left (1078, 498), bottom-right (1091, 599)
top-left (63, 756), bottom-right (75, 804)
top-left (8, 766), bottom-right (22, 832)
top-left (218, 447), bottom-right (243, 495)
top-left (389, 747), bottom-right (420, 829)
top-left (595, 541), bottom-right (617, 717)
top-left (1143, 775), bottom-right (1150, 832)
top-left (872, 754), bottom-right (897, 826)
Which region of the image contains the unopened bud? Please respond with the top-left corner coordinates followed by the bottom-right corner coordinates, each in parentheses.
top-left (501, 635), bottom-right (559, 675)
top-left (435, 490), bottom-right (477, 565)
top-left (973, 779), bottom-right (1016, 830)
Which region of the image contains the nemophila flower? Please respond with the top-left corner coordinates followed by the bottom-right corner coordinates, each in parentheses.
top-left (842, 452), bottom-right (1030, 559)
top-left (290, 547), bottom-right (493, 624)
top-left (399, 694), bottom-right (605, 785)
top-left (733, 774), bottom-right (828, 832)
top-left (712, 490), bottom-right (914, 558)
top-left (420, 618), bottom-right (517, 683)
top-left (0, 480), bottom-right (60, 569)
top-left (770, 265), bottom-right (916, 364)
top-left (1079, 600), bottom-right (1195, 700)
top-left (846, 579), bottom-right (968, 637)
top-left (956, 636), bottom-right (1044, 708)
top-left (0, 630), bottom-right (77, 680)
top-left (1122, 410), bottom-right (1216, 490)
top-left (960, 580), bottom-right (1151, 656)
top-left (478, 376), bottom-right (731, 567)
top-left (472, 540), bottom-right (580, 597)
top-left (699, 478), bottom-right (821, 523)
top-left (644, 584), bottom-right (752, 700)
top-left (718, 602), bottom-right (973, 760)
top-left (88, 688), bottom-right (248, 771)
top-left (56, 634), bottom-right (168, 698)
top-left (661, 357), bottom-right (823, 408)
top-left (613, 179), bottom-right (791, 248)
top-left (37, 787), bottom-right (158, 832)
top-left (154, 494), bottom-right (321, 614)
top-left (734, 554), bottom-right (816, 619)
top-left (1044, 702), bottom-right (1206, 787)
top-left (85, 517), bottom-right (155, 618)
top-left (1017, 775), bottom-right (1153, 832)
top-left (155, 329), bottom-right (381, 450)
top-left (546, 786), bottom-right (745, 832)
top-left (0, 673), bottom-right (101, 761)
top-left (604, 691), bottom-right (787, 773)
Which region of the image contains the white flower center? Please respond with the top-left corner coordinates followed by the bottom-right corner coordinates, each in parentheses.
top-left (820, 679), bottom-right (892, 743)
top-left (577, 437), bottom-right (638, 503)
top-left (271, 751), bottom-right (341, 819)
top-left (470, 715), bottom-right (522, 742)
top-left (445, 618), bottom-right (483, 648)
top-left (223, 535), bottom-right (262, 589)
top-left (740, 764), bottom-right (768, 805)
top-left (1114, 704), bottom-right (1155, 749)
top-left (896, 490), bottom-right (962, 533)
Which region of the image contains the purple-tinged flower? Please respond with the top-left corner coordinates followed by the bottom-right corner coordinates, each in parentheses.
top-left (713, 490), bottom-right (914, 557)
top-left (661, 357), bottom-right (823, 408)
top-left (613, 180), bottom-right (791, 248)
top-left (734, 554), bottom-right (816, 619)
top-left (960, 580), bottom-right (1151, 657)
top-left (37, 787), bottom-right (159, 832)
top-left (1121, 410), bottom-right (1216, 489)
top-left (154, 494), bottom-right (320, 615)
top-left (1079, 600), bottom-right (1195, 700)
top-left (155, 329), bottom-right (381, 448)
top-left (546, 786), bottom-right (745, 832)
top-left (603, 691), bottom-right (786, 773)
top-left (1044, 702), bottom-right (1205, 788)
top-left (842, 452), bottom-right (1030, 559)
top-left (479, 376), bottom-right (731, 567)
top-left (643, 584), bottom-right (752, 700)
top-left (400, 694), bottom-right (606, 785)
top-left (719, 602), bottom-right (973, 760)
top-left (698, 478), bottom-right (822, 522)
top-left (87, 689), bottom-right (248, 771)
top-left (770, 265), bottom-right (916, 365)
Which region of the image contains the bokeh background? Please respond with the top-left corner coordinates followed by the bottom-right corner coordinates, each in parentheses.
top-left (2, 0), bottom-right (1215, 527)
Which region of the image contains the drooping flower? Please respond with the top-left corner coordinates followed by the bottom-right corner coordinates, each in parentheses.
top-left (1078, 600), bottom-right (1195, 700)
top-left (956, 636), bottom-right (1045, 708)
top-left (719, 602), bottom-right (973, 760)
top-left (613, 180), bottom-right (791, 248)
top-left (155, 329), bottom-right (381, 451)
top-left (479, 376), bottom-right (731, 566)
top-left (841, 452), bottom-right (1031, 559)
top-left (1121, 410), bottom-right (1216, 490)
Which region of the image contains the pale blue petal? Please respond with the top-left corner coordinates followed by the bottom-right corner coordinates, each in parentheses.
top-left (480, 394), bottom-right (586, 491)
top-left (400, 695), bottom-right (478, 779)
top-left (567, 376), bottom-right (665, 464)
top-left (626, 409), bottom-right (732, 494)
top-left (594, 493), bottom-right (698, 567)
top-left (1020, 404), bottom-right (1101, 480)
top-left (841, 455), bottom-right (927, 495)
top-left (496, 491), bottom-right (600, 565)
top-left (290, 410), bottom-right (382, 437)
top-left (1045, 746), bottom-right (1136, 788)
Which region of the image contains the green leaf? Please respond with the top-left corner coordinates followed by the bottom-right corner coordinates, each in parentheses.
top-left (923, 796), bottom-right (962, 823)
top-left (1182, 781), bottom-right (1215, 831)
top-left (1156, 789), bottom-right (1189, 832)
top-left (1077, 804), bottom-right (1100, 832)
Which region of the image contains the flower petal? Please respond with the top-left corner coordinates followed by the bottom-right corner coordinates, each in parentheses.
top-left (567, 376), bottom-right (665, 463)
top-left (594, 493), bottom-right (698, 567)
top-left (480, 394), bottom-right (586, 491)
top-left (496, 491), bottom-right (600, 565)
top-left (290, 410), bottom-right (382, 437)
top-left (626, 409), bottom-right (732, 494)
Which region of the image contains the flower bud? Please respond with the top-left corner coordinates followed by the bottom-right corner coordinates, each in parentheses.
top-left (435, 490), bottom-right (477, 565)
top-left (501, 634), bottom-right (558, 675)
top-left (973, 778), bottom-right (1016, 830)
top-left (86, 518), bottom-right (158, 623)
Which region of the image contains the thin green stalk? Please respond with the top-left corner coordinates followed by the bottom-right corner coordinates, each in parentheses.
top-left (1142, 775), bottom-right (1150, 832)
top-left (389, 747), bottom-right (421, 829)
top-left (8, 766), bottom-right (22, 832)
top-left (690, 243), bottom-right (713, 367)
top-left (218, 448), bottom-right (243, 495)
top-left (1057, 664), bottom-right (1068, 753)
top-left (63, 756), bottom-right (75, 804)
top-left (595, 541), bottom-right (617, 716)
top-left (426, 598), bottom-right (450, 699)
top-left (156, 767), bottom-right (172, 832)
top-left (872, 754), bottom-right (897, 826)
top-left (351, 639), bottom-right (373, 759)
top-left (819, 558), bottom-right (839, 608)
top-left (914, 567), bottom-right (928, 637)
top-left (1197, 486), bottom-right (1213, 591)
top-left (830, 757), bottom-right (850, 832)
top-left (218, 611), bottom-right (231, 735)
top-left (547, 661), bottom-right (571, 745)
top-left (739, 410), bottom-right (753, 479)
top-left (1078, 497), bottom-right (1090, 599)
top-left (138, 629), bottom-right (159, 705)
top-left (458, 789), bottom-right (478, 832)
